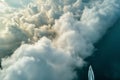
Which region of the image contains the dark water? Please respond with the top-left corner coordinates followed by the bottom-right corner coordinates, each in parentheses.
top-left (84, 19), bottom-right (120, 80)
top-left (76, 19), bottom-right (120, 80)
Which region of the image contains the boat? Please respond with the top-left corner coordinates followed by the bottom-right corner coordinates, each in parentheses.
top-left (88, 65), bottom-right (95, 80)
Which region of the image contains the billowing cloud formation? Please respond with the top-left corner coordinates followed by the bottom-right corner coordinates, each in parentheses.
top-left (0, 37), bottom-right (81, 80)
top-left (0, 0), bottom-right (120, 80)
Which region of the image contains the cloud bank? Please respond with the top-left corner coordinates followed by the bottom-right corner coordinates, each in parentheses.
top-left (0, 0), bottom-right (120, 80)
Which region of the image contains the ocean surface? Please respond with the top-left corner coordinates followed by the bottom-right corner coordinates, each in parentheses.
top-left (86, 19), bottom-right (120, 80)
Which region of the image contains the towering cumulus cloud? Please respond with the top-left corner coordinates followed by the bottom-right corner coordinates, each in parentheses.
top-left (0, 0), bottom-right (120, 80)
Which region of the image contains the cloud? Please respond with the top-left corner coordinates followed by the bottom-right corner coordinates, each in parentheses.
top-left (3, 0), bottom-right (34, 8)
top-left (0, 37), bottom-right (82, 80)
top-left (0, 0), bottom-right (119, 80)
top-left (0, 22), bottom-right (28, 59)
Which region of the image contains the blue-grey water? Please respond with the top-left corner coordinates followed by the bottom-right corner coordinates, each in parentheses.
top-left (86, 19), bottom-right (120, 80)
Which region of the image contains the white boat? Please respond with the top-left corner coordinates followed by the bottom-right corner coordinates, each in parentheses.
top-left (88, 65), bottom-right (95, 80)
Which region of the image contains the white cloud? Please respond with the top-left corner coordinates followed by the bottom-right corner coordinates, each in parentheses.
top-left (0, 37), bottom-right (81, 80)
